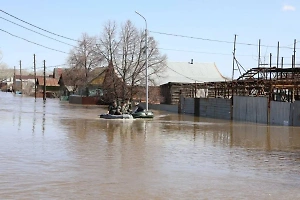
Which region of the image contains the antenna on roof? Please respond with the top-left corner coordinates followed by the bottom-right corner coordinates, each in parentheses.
top-left (188, 59), bottom-right (193, 64)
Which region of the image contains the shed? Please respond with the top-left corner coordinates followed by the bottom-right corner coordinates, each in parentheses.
top-left (154, 62), bottom-right (229, 104)
top-left (36, 77), bottom-right (60, 93)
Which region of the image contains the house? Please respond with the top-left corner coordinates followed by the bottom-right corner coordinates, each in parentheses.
top-left (90, 62), bottom-right (125, 103)
top-left (152, 61), bottom-right (229, 104)
top-left (36, 77), bottom-right (60, 98)
top-left (58, 66), bottom-right (108, 97)
top-left (0, 77), bottom-right (14, 91)
top-left (58, 62), bottom-right (127, 104)
top-left (52, 68), bottom-right (64, 79)
top-left (87, 66), bottom-right (109, 96)
top-left (14, 75), bottom-right (39, 94)
top-left (0, 68), bottom-right (14, 91)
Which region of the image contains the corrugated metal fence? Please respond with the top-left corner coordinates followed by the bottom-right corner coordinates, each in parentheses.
top-left (233, 96), bottom-right (268, 124)
top-left (180, 95), bottom-right (300, 126)
top-left (291, 101), bottom-right (300, 126)
top-left (181, 97), bottom-right (231, 120)
top-left (270, 101), bottom-right (291, 126)
top-left (181, 97), bottom-right (195, 114)
top-left (198, 98), bottom-right (231, 120)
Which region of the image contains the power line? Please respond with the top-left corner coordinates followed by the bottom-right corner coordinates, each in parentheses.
top-left (165, 65), bottom-right (199, 82)
top-left (158, 48), bottom-right (256, 57)
top-left (33, 63), bottom-right (68, 70)
top-left (0, 16), bottom-right (77, 47)
top-left (0, 28), bottom-right (68, 54)
top-left (0, 9), bottom-right (79, 42)
top-left (1, 9), bottom-right (297, 52)
top-left (158, 47), bottom-right (300, 59)
top-left (150, 30), bottom-right (296, 50)
top-left (151, 31), bottom-right (234, 44)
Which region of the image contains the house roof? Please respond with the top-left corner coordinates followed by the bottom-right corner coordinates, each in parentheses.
top-left (60, 66), bottom-right (108, 86)
top-left (37, 77), bottom-right (60, 86)
top-left (15, 75), bottom-right (36, 80)
top-left (14, 75), bottom-right (45, 80)
top-left (153, 62), bottom-right (229, 85)
top-left (88, 67), bottom-right (108, 85)
top-left (53, 68), bottom-right (64, 79)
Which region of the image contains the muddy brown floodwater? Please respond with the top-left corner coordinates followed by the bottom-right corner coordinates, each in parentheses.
top-left (1, 92), bottom-right (300, 199)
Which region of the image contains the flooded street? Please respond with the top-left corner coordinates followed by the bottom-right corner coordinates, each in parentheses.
top-left (1, 92), bottom-right (300, 199)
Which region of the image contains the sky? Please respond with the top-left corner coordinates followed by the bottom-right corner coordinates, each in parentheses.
top-left (0, 0), bottom-right (299, 78)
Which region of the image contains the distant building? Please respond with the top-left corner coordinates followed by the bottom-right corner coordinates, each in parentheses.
top-left (58, 63), bottom-right (126, 105)
top-left (52, 68), bottom-right (64, 79)
top-left (36, 77), bottom-right (60, 98)
top-left (153, 61), bottom-right (229, 104)
top-left (58, 66), bottom-right (109, 97)
top-left (0, 68), bottom-right (14, 91)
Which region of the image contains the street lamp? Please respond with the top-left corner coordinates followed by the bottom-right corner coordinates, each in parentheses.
top-left (135, 11), bottom-right (148, 111)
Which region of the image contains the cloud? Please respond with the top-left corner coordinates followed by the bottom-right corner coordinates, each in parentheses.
top-left (282, 5), bottom-right (296, 11)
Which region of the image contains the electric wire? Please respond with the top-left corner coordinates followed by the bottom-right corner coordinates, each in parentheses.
top-left (0, 9), bottom-right (79, 42)
top-left (33, 63), bottom-right (68, 70)
top-left (150, 30), bottom-right (296, 50)
top-left (0, 28), bottom-right (68, 54)
top-left (0, 16), bottom-right (77, 47)
top-left (157, 48), bottom-right (255, 57)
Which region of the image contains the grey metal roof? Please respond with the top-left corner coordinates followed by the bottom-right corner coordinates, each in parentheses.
top-left (153, 62), bottom-right (229, 85)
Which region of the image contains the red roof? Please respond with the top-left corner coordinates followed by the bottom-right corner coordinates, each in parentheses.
top-left (15, 75), bottom-right (45, 80)
top-left (37, 77), bottom-right (59, 87)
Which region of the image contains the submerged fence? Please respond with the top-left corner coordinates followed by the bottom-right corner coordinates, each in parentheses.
top-left (179, 96), bottom-right (300, 126)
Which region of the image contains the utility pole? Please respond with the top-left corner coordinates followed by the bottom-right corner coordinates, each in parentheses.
top-left (276, 42), bottom-right (280, 69)
top-left (19, 60), bottom-right (22, 94)
top-left (281, 57), bottom-right (284, 79)
top-left (13, 66), bottom-right (16, 94)
top-left (43, 60), bottom-right (46, 101)
top-left (292, 55), bottom-right (294, 70)
top-left (230, 34), bottom-right (237, 121)
top-left (34, 54), bottom-right (36, 99)
top-left (135, 11), bottom-right (149, 111)
top-left (292, 54), bottom-right (295, 102)
top-left (268, 53), bottom-right (272, 125)
top-left (277, 41), bottom-right (280, 80)
top-left (232, 34), bottom-right (237, 81)
top-left (258, 39), bottom-right (261, 68)
top-left (258, 39), bottom-right (261, 80)
top-left (293, 39), bottom-right (296, 68)
top-left (269, 53), bottom-right (272, 80)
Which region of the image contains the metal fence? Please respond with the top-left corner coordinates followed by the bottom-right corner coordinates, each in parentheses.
top-left (179, 96), bottom-right (300, 126)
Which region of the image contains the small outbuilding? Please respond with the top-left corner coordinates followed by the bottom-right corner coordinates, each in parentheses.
top-left (154, 61), bottom-right (229, 104)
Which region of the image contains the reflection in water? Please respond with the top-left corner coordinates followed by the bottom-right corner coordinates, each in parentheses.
top-left (18, 95), bottom-right (22, 131)
top-left (144, 120), bottom-right (147, 141)
top-left (266, 125), bottom-right (271, 151)
top-left (32, 99), bottom-right (36, 135)
top-left (42, 100), bottom-right (46, 134)
top-left (1, 92), bottom-right (300, 199)
top-left (230, 123), bottom-right (300, 150)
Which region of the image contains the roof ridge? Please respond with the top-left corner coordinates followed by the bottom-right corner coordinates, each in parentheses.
top-left (167, 61), bottom-right (215, 64)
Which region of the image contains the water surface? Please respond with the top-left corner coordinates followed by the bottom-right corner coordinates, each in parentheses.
top-left (0, 92), bottom-right (300, 199)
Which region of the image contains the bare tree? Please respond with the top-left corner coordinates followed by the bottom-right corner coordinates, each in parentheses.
top-left (67, 33), bottom-right (103, 96)
top-left (97, 21), bottom-right (119, 63)
top-left (68, 20), bottom-right (167, 101)
top-left (98, 20), bottom-right (167, 101)
top-left (96, 21), bottom-right (121, 99)
top-left (60, 68), bottom-right (86, 89)
top-left (0, 50), bottom-right (8, 69)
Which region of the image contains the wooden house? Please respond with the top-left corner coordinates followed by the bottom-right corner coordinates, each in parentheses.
top-left (153, 61), bottom-right (229, 104)
top-left (36, 77), bottom-right (60, 98)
